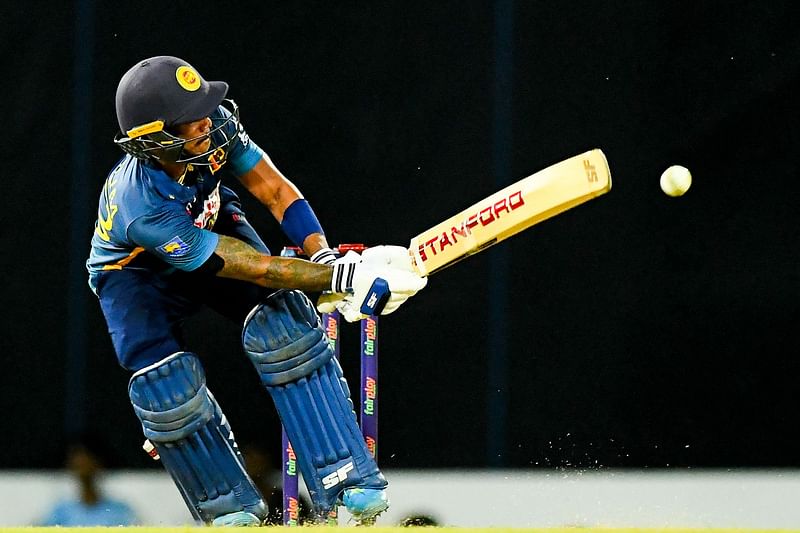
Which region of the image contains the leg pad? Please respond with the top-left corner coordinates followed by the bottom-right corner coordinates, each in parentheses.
top-left (129, 352), bottom-right (267, 524)
top-left (243, 291), bottom-right (386, 513)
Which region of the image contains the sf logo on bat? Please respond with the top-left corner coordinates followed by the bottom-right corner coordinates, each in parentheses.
top-left (584, 159), bottom-right (598, 182)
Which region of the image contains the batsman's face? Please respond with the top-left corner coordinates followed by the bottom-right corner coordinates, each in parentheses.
top-left (172, 117), bottom-right (212, 154)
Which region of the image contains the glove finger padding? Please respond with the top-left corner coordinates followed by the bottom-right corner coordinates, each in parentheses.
top-left (380, 299), bottom-right (403, 315)
top-left (361, 245), bottom-right (416, 272)
top-left (338, 250), bottom-right (361, 263)
top-left (372, 267), bottom-right (427, 294)
top-left (377, 284), bottom-right (424, 316)
top-left (336, 300), bottom-right (367, 323)
top-left (315, 292), bottom-right (341, 314)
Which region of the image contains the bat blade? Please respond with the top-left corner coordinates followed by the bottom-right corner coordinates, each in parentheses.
top-left (409, 148), bottom-right (611, 276)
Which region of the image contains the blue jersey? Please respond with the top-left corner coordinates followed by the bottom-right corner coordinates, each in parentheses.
top-left (86, 106), bottom-right (264, 291)
top-left (40, 498), bottom-right (139, 527)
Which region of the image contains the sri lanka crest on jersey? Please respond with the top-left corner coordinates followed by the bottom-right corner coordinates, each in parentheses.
top-left (159, 236), bottom-right (190, 257)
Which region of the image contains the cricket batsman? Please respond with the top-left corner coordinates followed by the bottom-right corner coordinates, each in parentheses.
top-left (86, 56), bottom-right (426, 526)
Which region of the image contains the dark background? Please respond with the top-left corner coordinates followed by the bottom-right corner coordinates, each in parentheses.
top-left (2, 1), bottom-right (798, 471)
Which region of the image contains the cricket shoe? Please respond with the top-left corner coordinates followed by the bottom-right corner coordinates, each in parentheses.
top-left (211, 511), bottom-right (263, 527)
top-left (342, 487), bottom-right (389, 525)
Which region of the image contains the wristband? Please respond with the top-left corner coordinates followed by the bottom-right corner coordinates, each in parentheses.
top-left (280, 199), bottom-right (324, 248)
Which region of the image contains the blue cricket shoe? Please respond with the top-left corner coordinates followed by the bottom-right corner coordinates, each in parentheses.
top-left (211, 510), bottom-right (263, 527)
top-left (343, 487), bottom-right (390, 525)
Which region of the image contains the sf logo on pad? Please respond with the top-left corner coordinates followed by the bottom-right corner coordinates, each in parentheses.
top-left (322, 462), bottom-right (354, 489)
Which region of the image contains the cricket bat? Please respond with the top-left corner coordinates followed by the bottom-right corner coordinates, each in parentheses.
top-left (409, 148), bottom-right (612, 276)
top-left (319, 149), bottom-right (611, 314)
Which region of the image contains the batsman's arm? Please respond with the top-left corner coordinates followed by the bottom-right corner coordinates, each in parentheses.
top-left (210, 235), bottom-right (425, 319)
top-left (213, 234), bottom-right (332, 291)
top-left (238, 157), bottom-right (329, 257)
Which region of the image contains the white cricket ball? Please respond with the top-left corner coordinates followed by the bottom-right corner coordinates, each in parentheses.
top-left (660, 165), bottom-right (692, 197)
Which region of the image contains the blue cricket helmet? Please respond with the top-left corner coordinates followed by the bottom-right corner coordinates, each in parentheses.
top-left (114, 56), bottom-right (240, 165)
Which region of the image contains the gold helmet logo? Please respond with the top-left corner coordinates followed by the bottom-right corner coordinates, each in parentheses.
top-left (175, 66), bottom-right (201, 91)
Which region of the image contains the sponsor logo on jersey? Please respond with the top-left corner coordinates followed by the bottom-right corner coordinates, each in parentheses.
top-left (175, 66), bottom-right (201, 91)
top-left (160, 236), bottom-right (190, 257)
top-left (208, 148), bottom-right (227, 174)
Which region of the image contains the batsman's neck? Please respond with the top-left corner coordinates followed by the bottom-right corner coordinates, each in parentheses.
top-left (159, 160), bottom-right (189, 181)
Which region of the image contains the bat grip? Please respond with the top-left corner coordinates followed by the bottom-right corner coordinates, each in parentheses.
top-left (316, 279), bottom-right (390, 316)
top-left (359, 278), bottom-right (390, 315)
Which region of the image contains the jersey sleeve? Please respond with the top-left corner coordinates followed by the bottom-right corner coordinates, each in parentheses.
top-left (228, 136), bottom-right (265, 177)
top-left (214, 105), bottom-right (265, 177)
top-left (127, 206), bottom-right (219, 271)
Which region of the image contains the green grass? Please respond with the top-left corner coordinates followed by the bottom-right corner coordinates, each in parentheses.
top-left (6, 526), bottom-right (800, 533)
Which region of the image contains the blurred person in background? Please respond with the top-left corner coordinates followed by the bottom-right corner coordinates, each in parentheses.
top-left (38, 436), bottom-right (139, 526)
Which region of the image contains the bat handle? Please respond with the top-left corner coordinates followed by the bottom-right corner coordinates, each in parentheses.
top-left (316, 278), bottom-right (391, 316)
top-left (359, 278), bottom-right (390, 315)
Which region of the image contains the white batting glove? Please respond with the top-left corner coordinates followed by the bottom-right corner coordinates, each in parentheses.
top-left (359, 245), bottom-right (424, 315)
top-left (316, 251), bottom-right (360, 314)
top-left (361, 245), bottom-right (415, 272)
top-left (319, 252), bottom-right (427, 322)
